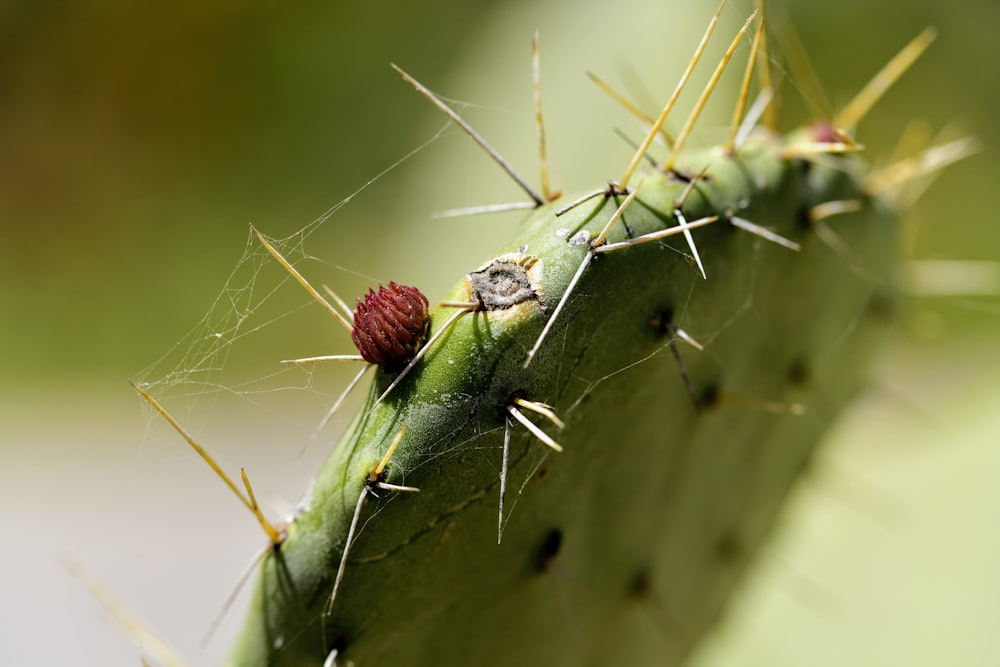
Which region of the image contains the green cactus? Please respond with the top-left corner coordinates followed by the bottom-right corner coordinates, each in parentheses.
top-left (225, 146), bottom-right (894, 667)
top-left (207, 16), bottom-right (925, 667)
top-left (129, 8), bottom-right (966, 667)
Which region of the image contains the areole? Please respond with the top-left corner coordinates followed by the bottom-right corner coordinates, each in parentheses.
top-left (467, 252), bottom-right (545, 312)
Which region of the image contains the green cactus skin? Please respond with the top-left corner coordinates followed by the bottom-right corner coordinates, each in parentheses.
top-left (221, 127), bottom-right (896, 666)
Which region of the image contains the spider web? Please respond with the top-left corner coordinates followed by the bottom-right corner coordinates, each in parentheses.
top-left (132, 123), bottom-right (458, 456)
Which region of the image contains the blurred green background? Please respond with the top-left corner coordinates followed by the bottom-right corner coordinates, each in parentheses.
top-left (2, 0), bottom-right (997, 665)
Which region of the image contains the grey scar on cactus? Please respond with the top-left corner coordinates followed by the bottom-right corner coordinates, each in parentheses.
top-left (125, 6), bottom-right (970, 667)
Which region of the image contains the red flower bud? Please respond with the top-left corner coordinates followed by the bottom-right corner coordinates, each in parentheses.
top-left (810, 121), bottom-right (844, 144)
top-left (351, 282), bottom-right (430, 371)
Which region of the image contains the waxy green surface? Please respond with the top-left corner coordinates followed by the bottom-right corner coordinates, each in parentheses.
top-left (225, 134), bottom-right (896, 667)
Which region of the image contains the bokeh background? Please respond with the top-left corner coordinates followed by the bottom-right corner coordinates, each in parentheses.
top-left (2, 0), bottom-right (998, 665)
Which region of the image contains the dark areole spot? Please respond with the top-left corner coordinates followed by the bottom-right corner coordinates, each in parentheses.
top-left (867, 289), bottom-right (896, 322)
top-left (714, 530), bottom-right (743, 565)
top-left (628, 569), bottom-right (654, 600)
top-left (796, 205), bottom-right (813, 231)
top-left (651, 308), bottom-right (675, 336)
top-left (699, 383), bottom-right (720, 410)
top-left (787, 358), bottom-right (811, 386)
top-left (536, 528), bottom-right (563, 573)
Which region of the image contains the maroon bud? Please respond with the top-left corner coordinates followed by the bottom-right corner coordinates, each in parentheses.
top-left (810, 121), bottom-right (842, 144)
top-left (351, 282), bottom-right (430, 371)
